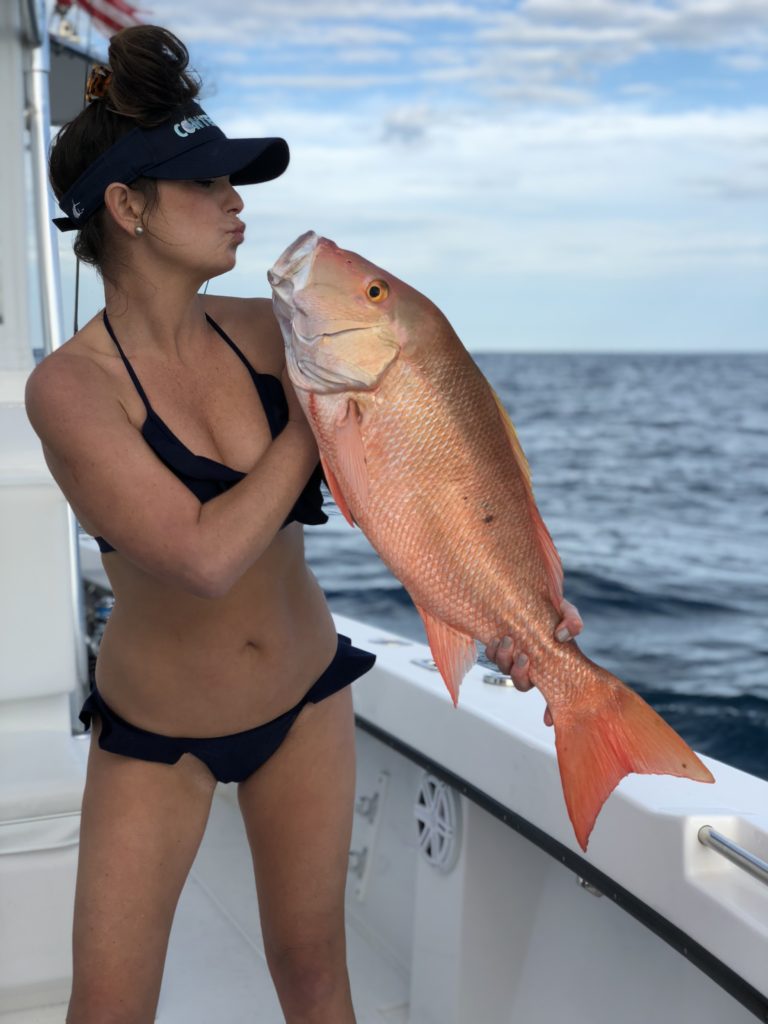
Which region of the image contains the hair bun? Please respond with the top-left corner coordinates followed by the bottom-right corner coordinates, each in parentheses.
top-left (106, 25), bottom-right (200, 126)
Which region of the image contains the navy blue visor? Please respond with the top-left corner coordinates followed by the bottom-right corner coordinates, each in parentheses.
top-left (53, 102), bottom-right (289, 232)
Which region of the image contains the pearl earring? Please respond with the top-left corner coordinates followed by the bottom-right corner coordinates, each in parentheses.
top-left (134, 224), bottom-right (144, 237)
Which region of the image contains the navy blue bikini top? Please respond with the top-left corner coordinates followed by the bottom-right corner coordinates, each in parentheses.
top-left (93, 310), bottom-right (326, 554)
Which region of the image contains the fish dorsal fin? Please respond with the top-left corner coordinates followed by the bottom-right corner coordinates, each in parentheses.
top-left (319, 453), bottom-right (356, 527)
top-left (491, 389), bottom-right (564, 611)
top-left (415, 604), bottom-right (476, 706)
top-left (334, 398), bottom-right (369, 511)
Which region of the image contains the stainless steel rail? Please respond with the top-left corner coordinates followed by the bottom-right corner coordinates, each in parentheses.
top-left (25, 0), bottom-right (66, 358)
top-left (698, 825), bottom-right (768, 886)
top-left (23, 0), bottom-right (90, 693)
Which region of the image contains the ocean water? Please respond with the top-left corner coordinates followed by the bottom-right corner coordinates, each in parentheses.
top-left (304, 352), bottom-right (768, 780)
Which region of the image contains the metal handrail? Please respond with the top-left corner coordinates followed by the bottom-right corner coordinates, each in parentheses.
top-left (23, 2), bottom-right (90, 693)
top-left (25, 0), bottom-right (66, 358)
top-left (698, 825), bottom-right (768, 886)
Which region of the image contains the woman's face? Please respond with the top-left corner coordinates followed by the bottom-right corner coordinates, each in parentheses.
top-left (143, 176), bottom-right (246, 280)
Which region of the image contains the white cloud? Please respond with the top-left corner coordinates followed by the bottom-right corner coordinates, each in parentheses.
top-left (98, 0), bottom-right (768, 120)
top-left (216, 100), bottom-right (768, 290)
top-left (57, 1), bottom-right (767, 351)
top-left (336, 47), bottom-right (402, 65)
top-left (719, 51), bottom-right (768, 72)
top-left (236, 72), bottom-right (413, 89)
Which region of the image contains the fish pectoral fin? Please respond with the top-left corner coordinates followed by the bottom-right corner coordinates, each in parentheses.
top-left (490, 388), bottom-right (564, 612)
top-left (334, 399), bottom-right (369, 509)
top-left (415, 604), bottom-right (476, 707)
top-left (319, 454), bottom-right (356, 527)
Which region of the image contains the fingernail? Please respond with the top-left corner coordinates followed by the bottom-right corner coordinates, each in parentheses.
top-left (500, 636), bottom-right (513, 650)
top-left (556, 628), bottom-right (571, 642)
top-left (516, 654), bottom-right (528, 667)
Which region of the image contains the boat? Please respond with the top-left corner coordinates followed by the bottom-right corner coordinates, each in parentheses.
top-left (1, 2), bottom-right (766, 1021)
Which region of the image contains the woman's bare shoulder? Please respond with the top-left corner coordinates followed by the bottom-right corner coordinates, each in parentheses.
top-left (27, 317), bottom-right (114, 404)
top-left (202, 295), bottom-right (284, 375)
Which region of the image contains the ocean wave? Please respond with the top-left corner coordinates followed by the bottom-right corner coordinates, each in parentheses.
top-left (563, 569), bottom-right (736, 616)
top-left (643, 692), bottom-right (768, 781)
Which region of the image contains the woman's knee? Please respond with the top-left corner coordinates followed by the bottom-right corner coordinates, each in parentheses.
top-left (265, 934), bottom-right (350, 1008)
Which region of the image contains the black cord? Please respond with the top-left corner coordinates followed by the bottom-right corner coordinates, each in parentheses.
top-left (73, 254), bottom-right (80, 334)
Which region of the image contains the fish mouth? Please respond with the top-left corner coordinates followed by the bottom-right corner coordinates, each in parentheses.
top-left (268, 231), bottom-right (321, 356)
top-left (267, 230), bottom-right (320, 304)
top-left (270, 231), bottom-right (393, 394)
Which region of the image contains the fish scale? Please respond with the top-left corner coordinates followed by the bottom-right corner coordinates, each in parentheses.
top-left (325, 355), bottom-right (546, 646)
top-left (269, 230), bottom-right (714, 850)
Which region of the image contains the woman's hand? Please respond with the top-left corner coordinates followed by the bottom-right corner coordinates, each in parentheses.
top-left (484, 599), bottom-right (583, 728)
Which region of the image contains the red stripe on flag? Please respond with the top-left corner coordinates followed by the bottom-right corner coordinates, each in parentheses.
top-left (74, 0), bottom-right (143, 35)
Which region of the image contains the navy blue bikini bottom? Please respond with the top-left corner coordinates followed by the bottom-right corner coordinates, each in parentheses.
top-left (79, 633), bottom-right (376, 783)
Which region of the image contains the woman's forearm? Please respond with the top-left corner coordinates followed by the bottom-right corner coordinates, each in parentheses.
top-left (192, 423), bottom-right (320, 597)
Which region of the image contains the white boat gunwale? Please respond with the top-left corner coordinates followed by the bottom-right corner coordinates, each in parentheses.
top-left (354, 713), bottom-right (768, 1024)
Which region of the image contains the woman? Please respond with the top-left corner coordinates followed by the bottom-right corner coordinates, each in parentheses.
top-left (25, 25), bottom-right (580, 1024)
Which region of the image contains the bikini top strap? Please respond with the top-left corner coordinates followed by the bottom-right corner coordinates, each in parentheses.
top-left (102, 309), bottom-right (154, 413)
top-left (205, 313), bottom-right (284, 439)
top-left (205, 313), bottom-right (255, 371)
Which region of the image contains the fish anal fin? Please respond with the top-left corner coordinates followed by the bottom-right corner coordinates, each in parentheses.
top-left (491, 388), bottom-right (564, 610)
top-left (549, 666), bottom-right (714, 851)
top-left (335, 399), bottom-right (369, 511)
top-left (319, 454), bottom-right (356, 527)
top-left (415, 604), bottom-right (476, 706)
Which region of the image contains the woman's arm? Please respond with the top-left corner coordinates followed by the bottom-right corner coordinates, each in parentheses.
top-left (193, 367), bottom-right (319, 596)
top-left (25, 349), bottom-right (318, 599)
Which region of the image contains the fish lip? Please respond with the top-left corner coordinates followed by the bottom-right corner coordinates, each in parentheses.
top-left (268, 230), bottom-right (320, 298)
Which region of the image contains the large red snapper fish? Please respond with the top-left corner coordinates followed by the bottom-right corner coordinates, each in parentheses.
top-left (268, 230), bottom-right (714, 851)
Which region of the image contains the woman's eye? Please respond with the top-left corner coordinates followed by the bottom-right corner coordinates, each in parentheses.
top-left (194, 179), bottom-right (215, 188)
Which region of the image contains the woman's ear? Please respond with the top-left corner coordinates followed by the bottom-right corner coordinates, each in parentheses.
top-left (103, 183), bottom-right (145, 237)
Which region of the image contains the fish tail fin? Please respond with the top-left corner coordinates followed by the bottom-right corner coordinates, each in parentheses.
top-left (550, 661), bottom-right (714, 851)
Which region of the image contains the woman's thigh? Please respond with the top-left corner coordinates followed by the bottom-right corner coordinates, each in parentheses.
top-left (68, 718), bottom-right (217, 1023)
top-left (236, 685), bottom-right (356, 957)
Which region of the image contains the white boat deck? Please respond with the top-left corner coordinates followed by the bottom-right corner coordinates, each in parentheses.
top-left (2, 767), bottom-right (409, 1024)
top-left (160, 785), bottom-right (409, 1024)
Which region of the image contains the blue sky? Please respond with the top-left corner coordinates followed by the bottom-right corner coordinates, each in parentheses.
top-left (57, 1), bottom-right (768, 352)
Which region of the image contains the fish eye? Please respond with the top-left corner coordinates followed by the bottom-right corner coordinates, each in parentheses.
top-left (366, 280), bottom-right (389, 303)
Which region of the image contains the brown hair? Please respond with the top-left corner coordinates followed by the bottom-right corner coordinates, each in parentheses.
top-left (49, 25), bottom-right (201, 273)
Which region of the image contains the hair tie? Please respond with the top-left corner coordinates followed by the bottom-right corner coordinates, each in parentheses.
top-left (85, 64), bottom-right (112, 103)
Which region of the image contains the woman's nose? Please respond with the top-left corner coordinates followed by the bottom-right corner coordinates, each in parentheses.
top-left (227, 181), bottom-right (244, 212)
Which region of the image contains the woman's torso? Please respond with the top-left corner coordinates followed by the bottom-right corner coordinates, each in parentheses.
top-left (63, 295), bottom-right (337, 736)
